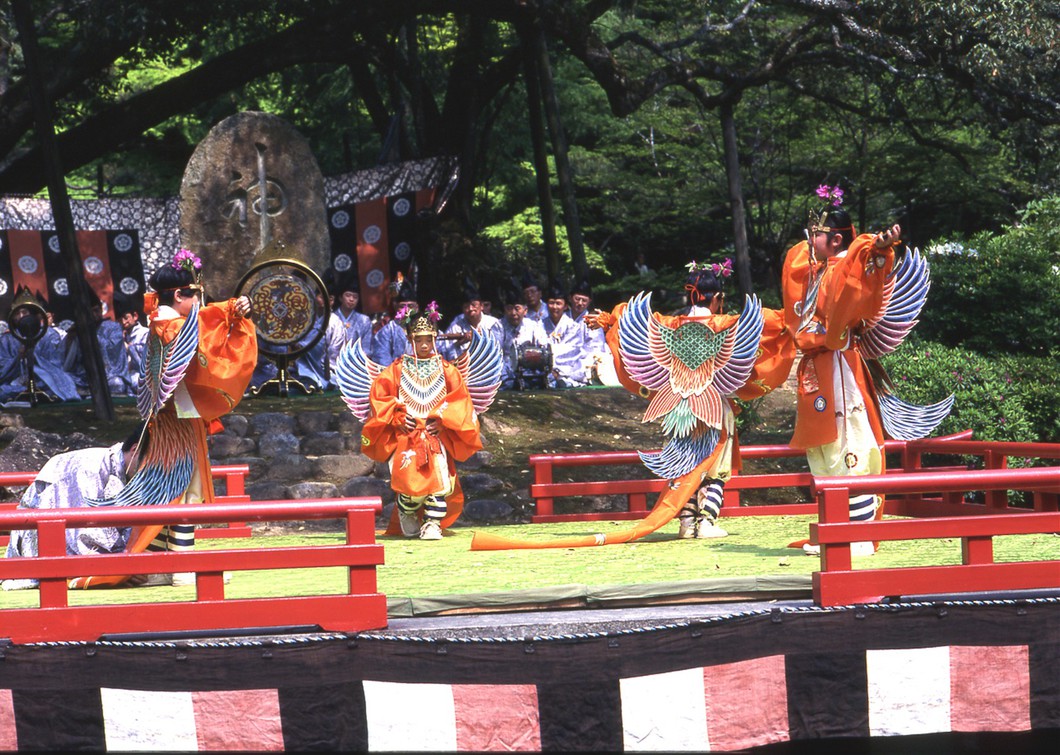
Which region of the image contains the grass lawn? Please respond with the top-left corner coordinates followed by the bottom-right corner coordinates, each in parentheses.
top-left (2, 514), bottom-right (1057, 610)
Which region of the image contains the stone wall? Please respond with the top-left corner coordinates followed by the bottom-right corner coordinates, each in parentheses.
top-left (208, 410), bottom-right (522, 527)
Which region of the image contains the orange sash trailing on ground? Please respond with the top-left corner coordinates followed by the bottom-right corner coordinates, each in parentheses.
top-left (469, 446), bottom-right (722, 551)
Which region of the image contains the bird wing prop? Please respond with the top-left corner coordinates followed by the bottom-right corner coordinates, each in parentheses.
top-left (89, 306), bottom-right (204, 507)
top-left (858, 247), bottom-right (931, 359)
top-left (618, 292), bottom-right (764, 479)
top-left (333, 338), bottom-right (384, 421)
top-left (136, 301), bottom-right (200, 422)
top-left (456, 329), bottom-right (503, 415)
top-left (87, 412), bottom-right (196, 507)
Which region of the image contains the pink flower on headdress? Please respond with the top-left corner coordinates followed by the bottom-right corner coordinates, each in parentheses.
top-left (171, 248), bottom-right (202, 273)
top-left (425, 300), bottom-right (442, 324)
top-left (816, 184), bottom-right (844, 207)
top-left (686, 258), bottom-right (733, 278)
top-left (395, 304), bottom-right (415, 325)
top-left (711, 258), bottom-right (733, 278)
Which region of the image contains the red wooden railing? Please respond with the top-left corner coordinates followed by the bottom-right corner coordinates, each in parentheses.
top-left (0, 498), bottom-right (385, 644)
top-left (528, 431), bottom-right (974, 522)
top-left (0, 464), bottom-right (252, 545)
top-left (809, 467), bottom-right (1060, 607)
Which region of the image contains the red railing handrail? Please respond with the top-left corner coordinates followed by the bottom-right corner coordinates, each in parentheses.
top-left (0, 498), bottom-right (380, 530)
top-left (811, 466), bottom-right (1060, 496)
top-left (527, 430), bottom-right (978, 467)
top-left (0, 464), bottom-right (250, 489)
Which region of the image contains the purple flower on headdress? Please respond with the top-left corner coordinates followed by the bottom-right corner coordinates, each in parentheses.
top-left (395, 304), bottom-right (414, 325)
top-left (425, 300), bottom-right (442, 324)
top-left (710, 258), bottom-right (733, 278)
top-left (815, 184), bottom-right (844, 207)
top-left (171, 248), bottom-right (202, 273)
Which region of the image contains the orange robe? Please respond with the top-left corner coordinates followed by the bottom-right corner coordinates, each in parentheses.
top-left (782, 236), bottom-right (894, 451)
top-left (69, 298), bottom-right (256, 588)
top-left (361, 357), bottom-right (482, 534)
top-left (781, 235), bottom-right (896, 548)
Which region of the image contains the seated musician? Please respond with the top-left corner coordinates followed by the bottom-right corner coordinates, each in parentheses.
top-left (499, 285), bottom-right (548, 390)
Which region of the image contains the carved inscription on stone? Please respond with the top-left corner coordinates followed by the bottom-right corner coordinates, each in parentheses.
top-left (179, 112), bottom-right (330, 300)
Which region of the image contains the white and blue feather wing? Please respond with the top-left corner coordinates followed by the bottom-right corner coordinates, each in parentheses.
top-left (711, 294), bottom-right (764, 397)
top-left (859, 248), bottom-right (931, 359)
top-left (136, 300), bottom-right (200, 421)
top-left (333, 339), bottom-right (382, 421)
top-left (617, 291), bottom-right (670, 392)
top-left (457, 329), bottom-right (503, 414)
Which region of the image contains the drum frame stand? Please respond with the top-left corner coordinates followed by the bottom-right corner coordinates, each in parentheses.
top-left (249, 354), bottom-right (318, 398)
top-left (15, 352), bottom-right (55, 407)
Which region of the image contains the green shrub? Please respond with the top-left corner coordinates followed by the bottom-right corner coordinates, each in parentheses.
top-left (917, 196), bottom-right (1060, 356)
top-left (881, 339), bottom-right (1057, 443)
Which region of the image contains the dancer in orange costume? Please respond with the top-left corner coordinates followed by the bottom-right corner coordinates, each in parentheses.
top-left (783, 184), bottom-right (952, 556)
top-left (71, 249), bottom-right (257, 588)
top-left (471, 259), bottom-right (765, 551)
top-left (335, 301), bottom-right (503, 540)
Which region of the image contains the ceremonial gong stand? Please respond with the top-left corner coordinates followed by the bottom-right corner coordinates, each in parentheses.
top-left (251, 352), bottom-right (315, 399)
top-left (16, 345), bottom-right (55, 407)
top-left (7, 289), bottom-right (54, 407)
top-left (236, 241), bottom-right (330, 399)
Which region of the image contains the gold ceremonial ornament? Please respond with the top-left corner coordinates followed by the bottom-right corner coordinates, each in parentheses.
top-left (235, 239), bottom-right (331, 397)
top-left (408, 314), bottom-right (438, 337)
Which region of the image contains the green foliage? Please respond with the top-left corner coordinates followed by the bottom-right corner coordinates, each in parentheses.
top-left (916, 196), bottom-right (1060, 355)
top-left (881, 339), bottom-right (1058, 443)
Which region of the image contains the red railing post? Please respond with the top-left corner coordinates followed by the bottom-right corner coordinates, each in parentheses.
top-left (818, 487), bottom-right (852, 573)
top-left (962, 536), bottom-right (994, 565)
top-left (36, 518), bottom-right (69, 608)
top-left (532, 457), bottom-right (555, 518)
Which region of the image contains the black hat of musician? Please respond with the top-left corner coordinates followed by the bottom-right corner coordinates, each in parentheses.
top-left (319, 267), bottom-right (337, 296)
top-left (544, 280), bottom-right (567, 302)
top-left (499, 281), bottom-right (525, 308)
top-left (570, 277), bottom-right (592, 298)
top-left (460, 276), bottom-right (482, 304)
top-left (393, 275), bottom-right (417, 304)
top-left (335, 275), bottom-right (360, 296)
top-left (521, 270), bottom-right (541, 291)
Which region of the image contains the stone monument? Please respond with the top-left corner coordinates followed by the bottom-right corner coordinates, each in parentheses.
top-left (178, 111), bottom-right (330, 300)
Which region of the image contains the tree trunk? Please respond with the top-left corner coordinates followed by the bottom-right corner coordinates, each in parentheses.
top-left (11, 0), bottom-right (113, 420)
top-left (521, 27), bottom-right (561, 287)
top-left (720, 100), bottom-right (752, 300)
top-left (532, 25), bottom-right (588, 287)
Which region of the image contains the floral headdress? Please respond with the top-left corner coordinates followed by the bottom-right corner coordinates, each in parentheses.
top-left (685, 258), bottom-right (733, 278)
top-left (170, 248), bottom-right (204, 285)
top-left (815, 184), bottom-right (844, 207)
top-left (808, 184), bottom-right (853, 235)
top-left (397, 300), bottom-right (443, 336)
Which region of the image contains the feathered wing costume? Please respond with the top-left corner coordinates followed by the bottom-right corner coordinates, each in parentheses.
top-left (471, 293), bottom-right (763, 551)
top-left (857, 247), bottom-right (954, 438)
top-left (783, 241), bottom-right (954, 551)
top-left (71, 297), bottom-right (256, 588)
top-left (334, 329), bottom-right (502, 534)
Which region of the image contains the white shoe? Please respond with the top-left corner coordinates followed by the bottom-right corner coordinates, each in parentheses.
top-left (695, 522), bottom-right (728, 539)
top-left (398, 510), bottom-right (420, 538)
top-left (802, 543), bottom-right (821, 556)
top-left (140, 573), bottom-right (173, 587)
top-left (419, 519), bottom-right (443, 540)
top-left (171, 572), bottom-right (196, 587)
top-left (851, 541), bottom-right (876, 557)
top-left (678, 517), bottom-right (698, 539)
